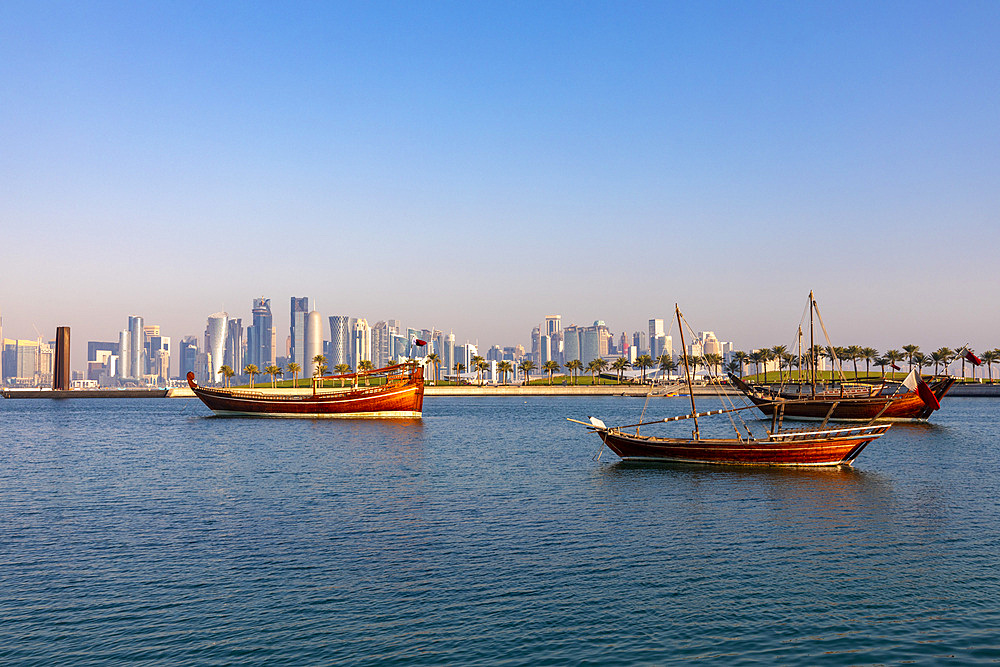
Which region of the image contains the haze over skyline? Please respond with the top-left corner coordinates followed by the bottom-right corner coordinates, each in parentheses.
top-left (3, 2), bottom-right (999, 365)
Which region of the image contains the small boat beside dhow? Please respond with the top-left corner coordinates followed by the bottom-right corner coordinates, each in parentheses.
top-left (186, 362), bottom-right (424, 418)
top-left (570, 305), bottom-right (891, 467)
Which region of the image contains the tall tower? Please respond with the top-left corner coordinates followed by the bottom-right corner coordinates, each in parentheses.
top-left (126, 316), bottom-right (144, 380)
top-left (352, 318), bottom-right (371, 365)
top-left (289, 297), bottom-right (309, 370)
top-left (248, 297), bottom-right (273, 368)
top-left (206, 312), bottom-right (228, 383)
top-left (53, 326), bottom-right (70, 390)
top-left (305, 310), bottom-right (323, 377)
top-left (329, 315), bottom-right (351, 367)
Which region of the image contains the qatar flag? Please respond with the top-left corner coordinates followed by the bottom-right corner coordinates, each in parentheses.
top-left (965, 350), bottom-right (982, 366)
top-left (891, 363), bottom-right (900, 370)
top-left (413, 338), bottom-right (428, 347)
top-left (902, 369), bottom-right (941, 410)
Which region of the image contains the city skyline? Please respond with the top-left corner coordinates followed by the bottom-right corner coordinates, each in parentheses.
top-left (3, 4), bottom-right (999, 361)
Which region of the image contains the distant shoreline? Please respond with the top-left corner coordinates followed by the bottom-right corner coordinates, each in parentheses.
top-left (4, 384), bottom-right (1000, 399)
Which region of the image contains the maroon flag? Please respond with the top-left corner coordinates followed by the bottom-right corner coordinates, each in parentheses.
top-left (965, 350), bottom-right (982, 366)
top-left (891, 363), bottom-right (900, 370)
top-left (414, 339), bottom-right (428, 347)
top-left (917, 381), bottom-right (941, 410)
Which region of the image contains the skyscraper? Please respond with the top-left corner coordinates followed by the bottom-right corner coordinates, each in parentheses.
top-left (289, 297), bottom-right (309, 370)
top-left (649, 318), bottom-right (665, 359)
top-left (352, 318), bottom-right (371, 365)
top-left (117, 328), bottom-right (130, 379)
top-left (127, 316), bottom-right (144, 380)
top-left (225, 318), bottom-right (243, 372)
top-left (179, 336), bottom-right (198, 379)
top-left (247, 297), bottom-right (273, 369)
top-left (304, 310), bottom-right (323, 377)
top-left (206, 312), bottom-right (228, 384)
top-left (329, 315), bottom-right (351, 367)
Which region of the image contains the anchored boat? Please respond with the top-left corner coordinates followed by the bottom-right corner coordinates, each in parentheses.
top-left (728, 292), bottom-right (955, 422)
top-left (186, 362), bottom-right (424, 418)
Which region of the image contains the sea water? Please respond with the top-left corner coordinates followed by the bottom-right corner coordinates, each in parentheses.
top-left (1, 396), bottom-right (998, 664)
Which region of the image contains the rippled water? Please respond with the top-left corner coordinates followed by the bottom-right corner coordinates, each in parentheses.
top-left (1, 396), bottom-right (999, 664)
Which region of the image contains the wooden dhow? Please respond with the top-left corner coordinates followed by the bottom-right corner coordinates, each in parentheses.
top-left (728, 292), bottom-right (955, 422)
top-left (186, 362), bottom-right (424, 418)
top-left (570, 305), bottom-right (891, 467)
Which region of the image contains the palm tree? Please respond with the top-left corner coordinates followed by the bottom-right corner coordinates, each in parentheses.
top-left (611, 357), bottom-right (630, 384)
top-left (312, 354), bottom-right (327, 379)
top-left (474, 358), bottom-right (490, 385)
top-left (982, 349), bottom-right (1000, 384)
top-left (542, 360), bottom-right (561, 385)
top-left (846, 345), bottom-right (863, 380)
top-left (564, 359), bottom-right (583, 385)
top-left (686, 355), bottom-right (703, 380)
top-left (861, 347), bottom-right (878, 379)
top-left (358, 359), bottom-right (374, 385)
top-left (658, 354), bottom-right (677, 379)
top-left (634, 354), bottom-right (653, 383)
top-left (912, 352), bottom-right (929, 376)
top-left (217, 365), bottom-right (234, 388)
top-left (470, 355), bottom-right (486, 385)
top-left (884, 350), bottom-right (904, 378)
top-left (705, 353), bottom-right (724, 378)
top-left (264, 364), bottom-right (282, 388)
top-left (874, 356), bottom-right (889, 379)
top-left (452, 361), bottom-right (466, 385)
top-left (517, 359), bottom-right (535, 385)
top-left (902, 344), bottom-right (920, 371)
top-left (425, 353), bottom-right (440, 385)
top-left (930, 348), bottom-right (949, 376)
top-left (334, 363), bottom-right (351, 387)
top-left (286, 362), bottom-right (301, 387)
top-left (732, 351), bottom-right (748, 377)
top-left (497, 360), bottom-right (513, 385)
top-left (748, 350), bottom-right (767, 380)
top-left (586, 358), bottom-right (608, 385)
top-left (771, 346), bottom-right (788, 381)
top-left (724, 359), bottom-right (742, 376)
top-left (243, 364), bottom-right (259, 389)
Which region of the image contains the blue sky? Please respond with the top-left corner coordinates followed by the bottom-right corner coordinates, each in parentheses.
top-left (2, 1), bottom-right (999, 366)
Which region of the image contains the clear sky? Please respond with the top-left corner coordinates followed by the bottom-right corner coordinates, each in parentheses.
top-left (2, 1), bottom-right (999, 369)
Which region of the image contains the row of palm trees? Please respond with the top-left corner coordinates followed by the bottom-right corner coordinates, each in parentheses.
top-left (731, 344), bottom-right (1000, 382)
top-left (212, 343), bottom-right (1000, 389)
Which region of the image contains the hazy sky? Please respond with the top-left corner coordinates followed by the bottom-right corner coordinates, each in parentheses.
top-left (3, 1), bottom-right (999, 369)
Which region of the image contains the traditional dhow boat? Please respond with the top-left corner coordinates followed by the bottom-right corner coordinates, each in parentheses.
top-left (570, 306), bottom-right (891, 467)
top-left (728, 291), bottom-right (955, 422)
top-left (186, 362), bottom-right (424, 418)
top-left (728, 372), bottom-right (954, 422)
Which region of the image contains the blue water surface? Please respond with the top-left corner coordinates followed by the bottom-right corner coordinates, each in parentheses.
top-left (1, 395), bottom-right (998, 665)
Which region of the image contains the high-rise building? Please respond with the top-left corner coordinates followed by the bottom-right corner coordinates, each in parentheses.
top-left (305, 310), bottom-right (323, 377)
top-left (329, 315), bottom-right (351, 367)
top-left (649, 319), bottom-right (665, 359)
top-left (206, 312), bottom-right (228, 384)
top-left (289, 297), bottom-right (309, 370)
top-left (127, 316), bottom-right (144, 380)
top-left (352, 318), bottom-right (371, 365)
top-left (148, 335), bottom-right (170, 382)
top-left (225, 319), bottom-right (243, 372)
top-left (53, 327), bottom-right (70, 390)
top-left (179, 336), bottom-right (198, 380)
top-left (632, 331), bottom-right (647, 355)
top-left (117, 329), bottom-right (130, 379)
top-left (247, 297), bottom-right (274, 369)
top-left (563, 326), bottom-right (581, 363)
top-left (443, 332), bottom-right (455, 375)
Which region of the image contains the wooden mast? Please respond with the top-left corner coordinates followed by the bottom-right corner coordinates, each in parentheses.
top-left (676, 304), bottom-right (699, 440)
top-left (810, 291), bottom-right (816, 398)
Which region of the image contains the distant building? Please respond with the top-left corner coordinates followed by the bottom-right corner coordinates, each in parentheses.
top-left (206, 312), bottom-right (228, 384)
top-left (179, 336), bottom-right (198, 380)
top-left (247, 297), bottom-right (274, 370)
top-left (127, 316), bottom-right (144, 380)
top-left (352, 318), bottom-right (371, 365)
top-left (649, 319), bottom-right (665, 358)
top-left (289, 297), bottom-right (309, 371)
top-left (329, 315), bottom-right (351, 368)
top-left (304, 311), bottom-right (323, 377)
